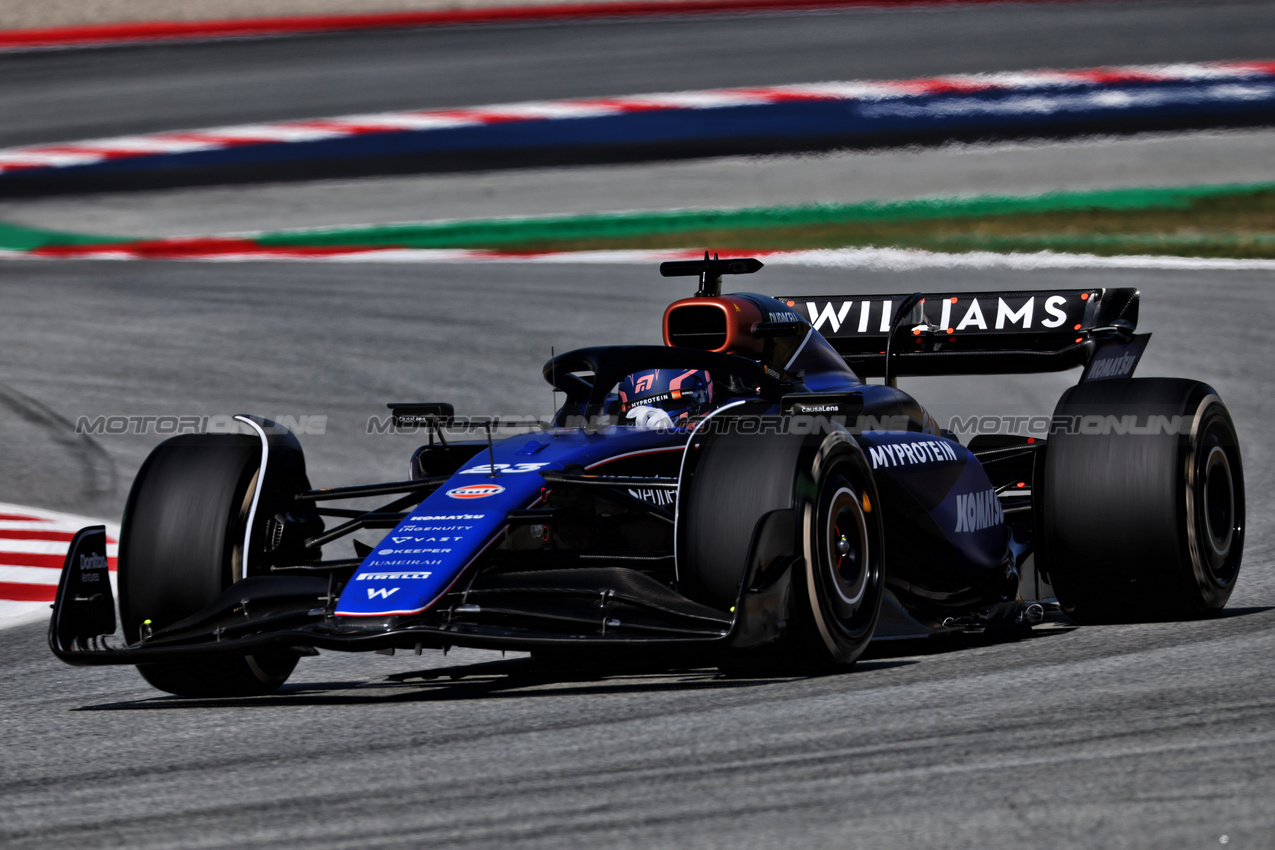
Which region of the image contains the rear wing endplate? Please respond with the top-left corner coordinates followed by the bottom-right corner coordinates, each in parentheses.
top-left (775, 288), bottom-right (1139, 377)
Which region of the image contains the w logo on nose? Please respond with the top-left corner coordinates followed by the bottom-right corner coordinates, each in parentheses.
top-left (367, 587), bottom-right (400, 600)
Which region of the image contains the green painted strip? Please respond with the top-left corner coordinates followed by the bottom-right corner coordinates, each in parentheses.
top-left (0, 220), bottom-right (131, 251)
top-left (2, 180), bottom-right (1272, 257)
top-left (253, 182), bottom-right (1275, 249)
top-left (891, 232), bottom-right (1275, 259)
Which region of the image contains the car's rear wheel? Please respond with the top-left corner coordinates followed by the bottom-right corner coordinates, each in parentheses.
top-left (1036, 378), bottom-right (1244, 622)
top-left (678, 419), bottom-right (884, 674)
top-left (119, 434), bottom-right (299, 697)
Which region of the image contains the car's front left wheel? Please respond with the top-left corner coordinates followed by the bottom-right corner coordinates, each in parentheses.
top-left (119, 434), bottom-right (300, 697)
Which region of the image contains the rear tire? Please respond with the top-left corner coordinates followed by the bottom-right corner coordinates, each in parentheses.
top-left (679, 420), bottom-right (884, 674)
top-left (1037, 378), bottom-right (1244, 622)
top-left (119, 434), bottom-right (298, 696)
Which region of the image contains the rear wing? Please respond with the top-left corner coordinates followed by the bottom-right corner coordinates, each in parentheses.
top-left (774, 288), bottom-right (1139, 377)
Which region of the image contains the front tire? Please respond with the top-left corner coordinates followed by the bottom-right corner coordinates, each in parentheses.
top-left (678, 419), bottom-right (884, 674)
top-left (119, 434), bottom-right (298, 697)
top-left (1037, 378), bottom-right (1245, 622)
top-left (796, 439), bottom-right (883, 668)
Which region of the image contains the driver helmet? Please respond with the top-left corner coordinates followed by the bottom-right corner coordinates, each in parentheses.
top-left (618, 369), bottom-right (714, 428)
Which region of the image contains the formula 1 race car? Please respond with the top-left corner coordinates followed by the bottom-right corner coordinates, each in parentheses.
top-left (50, 256), bottom-right (1245, 696)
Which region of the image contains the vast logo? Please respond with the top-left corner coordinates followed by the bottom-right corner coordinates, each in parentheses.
top-left (446, 483), bottom-right (506, 500)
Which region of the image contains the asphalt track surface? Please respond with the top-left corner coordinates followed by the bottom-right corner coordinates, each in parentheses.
top-left (2, 0), bottom-right (1274, 149)
top-left (3, 3), bottom-right (1275, 847)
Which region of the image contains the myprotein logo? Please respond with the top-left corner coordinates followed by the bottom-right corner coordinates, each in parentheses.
top-left (954, 488), bottom-right (1004, 533)
top-left (798, 294), bottom-right (1084, 335)
top-left (446, 484), bottom-right (505, 500)
top-left (867, 439), bottom-right (958, 469)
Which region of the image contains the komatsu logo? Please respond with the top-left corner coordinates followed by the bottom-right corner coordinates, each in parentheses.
top-left (1088, 351), bottom-right (1138, 380)
top-left (409, 513), bottom-right (485, 521)
top-left (955, 488), bottom-right (1004, 533)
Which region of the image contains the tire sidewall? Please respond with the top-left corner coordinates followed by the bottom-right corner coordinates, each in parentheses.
top-left (1040, 378), bottom-right (1245, 621)
top-left (119, 433), bottom-right (300, 696)
top-left (796, 428), bottom-right (884, 665)
top-left (1182, 396), bottom-right (1245, 611)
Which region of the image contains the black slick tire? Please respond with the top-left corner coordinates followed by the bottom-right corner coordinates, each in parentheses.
top-left (119, 434), bottom-right (298, 697)
top-left (1037, 378), bottom-right (1244, 622)
top-left (678, 419), bottom-right (884, 674)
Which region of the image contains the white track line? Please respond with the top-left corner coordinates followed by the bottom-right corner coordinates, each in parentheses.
top-left (13, 246), bottom-right (1272, 270)
top-left (762, 248), bottom-right (1275, 271)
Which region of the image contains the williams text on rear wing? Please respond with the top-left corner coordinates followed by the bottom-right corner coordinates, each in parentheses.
top-left (777, 288), bottom-right (1139, 377)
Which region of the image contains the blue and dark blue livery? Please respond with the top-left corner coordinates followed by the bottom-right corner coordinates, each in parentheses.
top-left (49, 256), bottom-right (1246, 695)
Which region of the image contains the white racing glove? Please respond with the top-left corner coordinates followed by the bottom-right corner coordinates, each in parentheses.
top-left (626, 405), bottom-right (675, 430)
